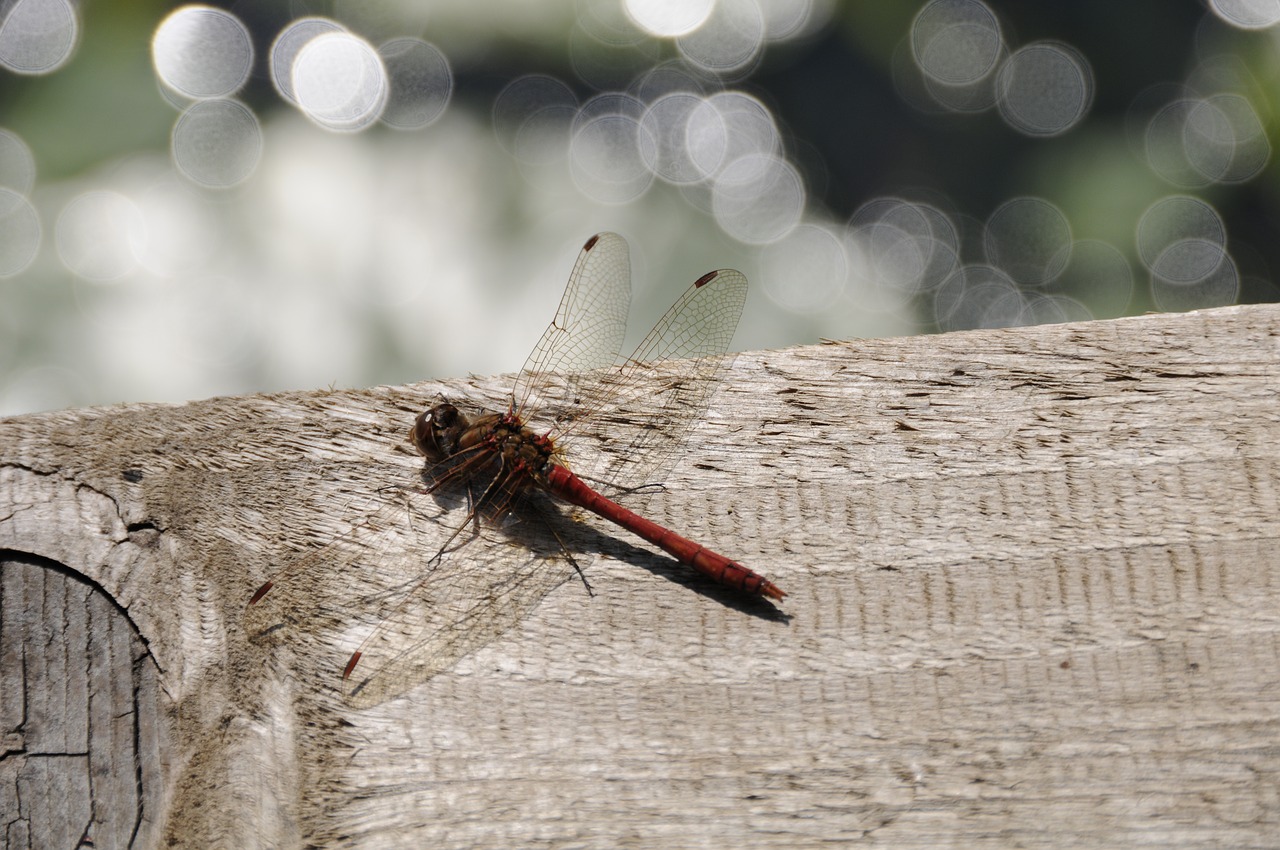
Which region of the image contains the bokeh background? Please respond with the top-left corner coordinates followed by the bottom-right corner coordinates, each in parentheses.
top-left (1, 0), bottom-right (1278, 415)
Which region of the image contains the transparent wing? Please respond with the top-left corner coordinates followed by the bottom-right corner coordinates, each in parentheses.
top-left (510, 232), bottom-right (631, 420)
top-left (246, 479), bottom-right (579, 708)
top-left (556, 268), bottom-right (748, 491)
top-left (242, 486), bottom-right (428, 681)
top-left (339, 510), bottom-right (576, 707)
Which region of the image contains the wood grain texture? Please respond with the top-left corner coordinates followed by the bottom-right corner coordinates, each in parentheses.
top-left (0, 553), bottom-right (164, 850)
top-left (1, 303), bottom-right (1278, 848)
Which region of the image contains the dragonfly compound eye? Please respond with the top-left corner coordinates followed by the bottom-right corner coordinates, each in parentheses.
top-left (412, 402), bottom-right (466, 460)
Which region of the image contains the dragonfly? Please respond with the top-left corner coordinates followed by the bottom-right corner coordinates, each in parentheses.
top-left (247, 232), bottom-right (784, 705)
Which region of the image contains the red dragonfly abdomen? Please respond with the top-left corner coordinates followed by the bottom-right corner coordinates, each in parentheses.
top-left (543, 463), bottom-right (785, 600)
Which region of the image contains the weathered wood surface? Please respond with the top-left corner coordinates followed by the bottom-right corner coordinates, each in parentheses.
top-left (1, 303), bottom-right (1278, 849)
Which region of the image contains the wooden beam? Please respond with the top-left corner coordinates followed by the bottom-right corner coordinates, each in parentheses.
top-left (2, 304), bottom-right (1278, 848)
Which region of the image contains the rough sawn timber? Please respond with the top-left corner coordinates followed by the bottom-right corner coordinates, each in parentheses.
top-left (1, 303), bottom-right (1278, 849)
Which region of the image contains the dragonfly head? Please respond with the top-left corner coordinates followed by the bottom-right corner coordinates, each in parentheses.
top-left (410, 402), bottom-right (469, 461)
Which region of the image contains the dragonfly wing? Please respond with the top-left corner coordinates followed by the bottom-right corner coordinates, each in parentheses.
top-left (560, 267), bottom-right (748, 492)
top-left (246, 478), bottom-right (579, 707)
top-left (341, 515), bottom-right (577, 707)
top-left (242, 486), bottom-right (434, 676)
top-left (243, 477), bottom-right (416, 630)
top-left (511, 232), bottom-right (631, 422)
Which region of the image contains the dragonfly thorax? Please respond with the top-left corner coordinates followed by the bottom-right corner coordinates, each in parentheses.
top-left (411, 402), bottom-right (557, 479)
